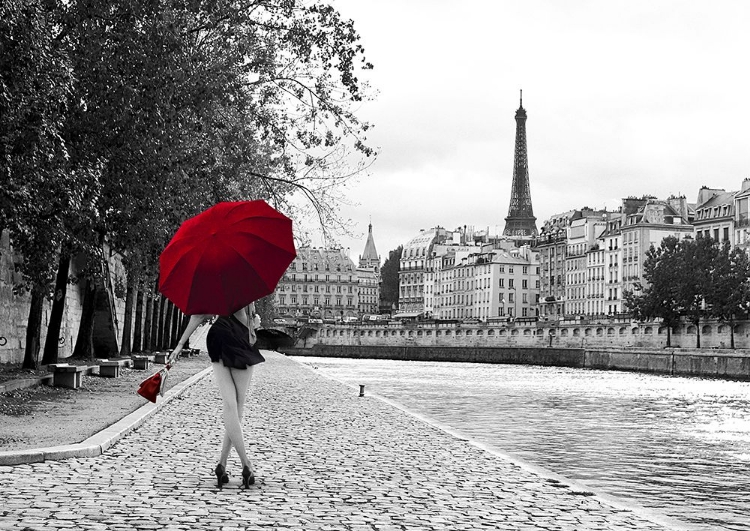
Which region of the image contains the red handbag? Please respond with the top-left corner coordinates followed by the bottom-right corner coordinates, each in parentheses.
top-left (137, 364), bottom-right (171, 403)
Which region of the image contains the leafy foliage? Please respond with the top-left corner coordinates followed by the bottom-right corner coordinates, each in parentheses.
top-left (379, 246), bottom-right (402, 311)
top-left (2, 0), bottom-right (376, 360)
top-left (625, 236), bottom-right (750, 348)
top-left (704, 242), bottom-right (750, 348)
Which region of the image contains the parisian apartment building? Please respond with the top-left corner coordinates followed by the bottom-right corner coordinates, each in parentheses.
top-left (273, 223), bottom-right (382, 321)
top-left (534, 181), bottom-right (749, 320)
top-left (274, 247), bottom-right (360, 321)
top-left (274, 179), bottom-right (750, 323)
top-left (397, 226), bottom-right (541, 321)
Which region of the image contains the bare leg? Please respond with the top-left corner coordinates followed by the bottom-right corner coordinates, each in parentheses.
top-left (211, 362), bottom-right (254, 469)
top-left (219, 368), bottom-right (253, 467)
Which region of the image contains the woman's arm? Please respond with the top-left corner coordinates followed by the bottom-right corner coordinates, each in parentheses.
top-left (168, 314), bottom-right (212, 363)
top-left (234, 303), bottom-right (257, 345)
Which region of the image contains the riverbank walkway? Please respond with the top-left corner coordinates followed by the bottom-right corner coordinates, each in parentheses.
top-left (0, 352), bottom-right (688, 530)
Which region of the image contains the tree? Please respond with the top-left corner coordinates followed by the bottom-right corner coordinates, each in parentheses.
top-left (706, 242), bottom-right (750, 348)
top-left (675, 237), bottom-right (718, 348)
top-left (47, 0), bottom-right (374, 358)
top-left (380, 246), bottom-right (402, 312)
top-left (3, 0), bottom-right (375, 362)
top-left (626, 236), bottom-right (729, 348)
top-left (624, 237), bottom-right (683, 347)
top-left (0, 0), bottom-right (84, 368)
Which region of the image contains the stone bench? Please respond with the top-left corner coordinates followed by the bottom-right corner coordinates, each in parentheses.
top-left (48, 364), bottom-right (86, 389)
top-left (99, 359), bottom-right (129, 378)
top-left (131, 355), bottom-right (152, 370)
top-left (153, 351), bottom-right (170, 364)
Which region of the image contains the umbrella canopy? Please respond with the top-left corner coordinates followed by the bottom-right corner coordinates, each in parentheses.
top-left (159, 200), bottom-right (296, 315)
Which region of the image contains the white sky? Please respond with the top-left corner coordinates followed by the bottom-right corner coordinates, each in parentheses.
top-left (308, 0), bottom-right (750, 264)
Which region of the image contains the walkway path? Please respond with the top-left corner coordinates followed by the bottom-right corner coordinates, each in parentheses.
top-left (0, 352), bottom-right (689, 530)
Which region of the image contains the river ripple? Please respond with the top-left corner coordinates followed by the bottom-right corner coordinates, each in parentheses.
top-left (293, 356), bottom-right (750, 531)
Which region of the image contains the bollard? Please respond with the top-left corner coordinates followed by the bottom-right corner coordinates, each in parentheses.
top-left (359, 384), bottom-right (365, 397)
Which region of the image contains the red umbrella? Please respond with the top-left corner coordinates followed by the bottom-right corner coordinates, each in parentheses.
top-left (159, 200), bottom-right (296, 315)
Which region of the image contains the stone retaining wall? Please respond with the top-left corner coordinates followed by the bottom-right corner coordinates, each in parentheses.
top-left (285, 344), bottom-right (750, 380)
top-left (306, 318), bottom-right (750, 350)
top-left (0, 231), bottom-right (127, 365)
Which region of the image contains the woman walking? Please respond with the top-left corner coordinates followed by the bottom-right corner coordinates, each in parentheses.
top-left (170, 302), bottom-right (263, 489)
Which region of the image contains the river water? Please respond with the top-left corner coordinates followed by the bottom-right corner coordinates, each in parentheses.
top-left (292, 356), bottom-right (750, 530)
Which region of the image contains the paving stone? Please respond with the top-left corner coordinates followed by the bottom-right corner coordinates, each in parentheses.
top-left (0, 352), bottom-right (680, 531)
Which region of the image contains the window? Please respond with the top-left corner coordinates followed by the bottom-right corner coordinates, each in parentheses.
top-left (522, 279), bottom-right (528, 289)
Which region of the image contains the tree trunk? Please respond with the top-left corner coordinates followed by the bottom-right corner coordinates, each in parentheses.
top-left (22, 285), bottom-right (45, 369)
top-left (119, 275), bottom-right (135, 357)
top-left (72, 278), bottom-right (97, 360)
top-left (181, 314), bottom-right (190, 348)
top-left (156, 296), bottom-right (166, 349)
top-left (170, 305), bottom-right (180, 347)
top-left (163, 302), bottom-right (174, 350)
top-left (666, 324), bottom-right (671, 347)
top-left (143, 291), bottom-right (153, 352)
top-left (132, 283), bottom-right (144, 353)
top-left (730, 316), bottom-right (736, 349)
top-left (151, 292), bottom-right (163, 351)
top-left (42, 250), bottom-right (71, 365)
top-left (695, 318), bottom-right (701, 348)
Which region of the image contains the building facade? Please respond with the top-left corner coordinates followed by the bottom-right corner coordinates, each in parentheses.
top-left (598, 196), bottom-right (694, 315)
top-left (398, 227), bottom-right (454, 317)
top-left (734, 179), bottom-right (750, 252)
top-left (694, 187), bottom-right (735, 244)
top-left (274, 247), bottom-right (359, 321)
top-left (536, 210), bottom-right (575, 319)
top-left (565, 210), bottom-right (609, 317)
top-left (356, 222), bottom-right (381, 316)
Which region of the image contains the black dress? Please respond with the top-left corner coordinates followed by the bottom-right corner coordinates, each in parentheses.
top-left (206, 314), bottom-right (265, 369)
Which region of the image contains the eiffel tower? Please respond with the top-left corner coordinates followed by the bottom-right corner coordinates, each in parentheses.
top-left (503, 90), bottom-right (538, 239)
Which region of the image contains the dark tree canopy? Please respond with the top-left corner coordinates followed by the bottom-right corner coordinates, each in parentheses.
top-left (379, 246), bottom-right (402, 311)
top-left (2, 0), bottom-right (376, 365)
top-left (625, 236), bottom-right (750, 348)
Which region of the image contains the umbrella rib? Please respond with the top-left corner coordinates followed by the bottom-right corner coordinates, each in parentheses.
top-left (229, 230), bottom-right (296, 257)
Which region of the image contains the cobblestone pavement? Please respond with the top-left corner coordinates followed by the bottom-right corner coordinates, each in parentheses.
top-left (0, 352), bottom-right (687, 530)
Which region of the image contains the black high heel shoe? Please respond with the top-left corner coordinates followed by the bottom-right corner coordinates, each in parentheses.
top-left (214, 464), bottom-right (229, 489)
top-left (242, 465), bottom-right (255, 488)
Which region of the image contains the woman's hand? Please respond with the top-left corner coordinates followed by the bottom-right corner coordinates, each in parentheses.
top-left (168, 344), bottom-right (183, 364)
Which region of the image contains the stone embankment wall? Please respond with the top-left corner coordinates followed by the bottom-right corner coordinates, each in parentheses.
top-left (286, 318), bottom-right (750, 380)
top-left (286, 344), bottom-right (750, 380)
top-left (0, 231), bottom-right (127, 365)
top-left (305, 317), bottom-right (750, 350)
